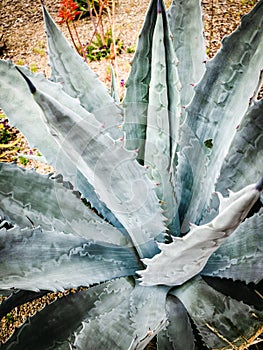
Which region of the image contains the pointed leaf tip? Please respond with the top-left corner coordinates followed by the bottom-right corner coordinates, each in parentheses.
top-left (15, 66), bottom-right (36, 94)
top-left (157, 0), bottom-right (162, 13)
top-left (256, 177), bottom-right (263, 192)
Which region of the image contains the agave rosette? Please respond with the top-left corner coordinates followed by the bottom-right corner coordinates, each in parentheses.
top-left (0, 0), bottom-right (263, 349)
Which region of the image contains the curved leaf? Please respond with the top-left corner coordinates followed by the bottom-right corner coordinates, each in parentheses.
top-left (0, 62), bottom-right (125, 231)
top-left (144, 2), bottom-right (179, 234)
top-left (123, 0), bottom-right (181, 170)
top-left (167, 0), bottom-right (206, 110)
top-left (73, 284), bottom-right (168, 350)
top-left (1, 279), bottom-right (133, 350)
top-left (172, 276), bottom-right (263, 349)
top-left (123, 0), bottom-right (157, 160)
top-left (177, 0), bottom-right (263, 230)
top-left (42, 5), bottom-right (123, 138)
top-left (0, 226), bottom-right (141, 291)
top-left (216, 97), bottom-right (263, 196)
top-left (0, 61), bottom-right (166, 258)
top-left (138, 181), bottom-right (262, 286)
top-left (202, 210), bottom-right (263, 284)
top-left (22, 74), bottom-right (166, 258)
top-left (157, 295), bottom-right (195, 350)
top-left (203, 276), bottom-right (263, 311)
top-left (0, 163), bottom-right (127, 245)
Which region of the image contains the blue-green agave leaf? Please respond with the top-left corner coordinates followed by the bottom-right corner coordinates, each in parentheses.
top-left (1, 279), bottom-right (133, 350)
top-left (22, 76), bottom-right (166, 258)
top-left (144, 1), bottom-right (180, 234)
top-left (73, 283), bottom-right (168, 350)
top-left (202, 210), bottom-right (263, 284)
top-left (216, 97), bottom-right (263, 196)
top-left (172, 276), bottom-right (263, 349)
top-left (200, 98), bottom-right (263, 225)
top-left (42, 5), bottom-right (123, 138)
top-left (123, 0), bottom-right (181, 169)
top-left (123, 0), bottom-right (157, 160)
top-left (177, 0), bottom-right (263, 230)
top-left (138, 180), bottom-right (262, 286)
top-left (157, 295), bottom-right (195, 350)
top-left (72, 279), bottom-right (135, 349)
top-left (75, 169), bottom-right (128, 234)
top-left (128, 284), bottom-right (168, 348)
top-left (110, 64), bottom-right (120, 104)
top-left (0, 163), bottom-right (127, 245)
top-left (0, 61), bottom-right (166, 258)
top-left (167, 0), bottom-right (206, 111)
top-left (0, 62), bottom-right (124, 230)
top-left (0, 225), bottom-right (141, 291)
top-left (202, 276), bottom-right (263, 311)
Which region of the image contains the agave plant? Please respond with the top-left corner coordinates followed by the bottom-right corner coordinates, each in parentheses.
top-left (0, 0), bottom-right (263, 348)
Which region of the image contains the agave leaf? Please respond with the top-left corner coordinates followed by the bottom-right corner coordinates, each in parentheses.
top-left (172, 276), bottom-right (263, 349)
top-left (144, 1), bottom-right (179, 234)
top-left (73, 300), bottom-right (134, 349)
top-left (123, 0), bottom-right (181, 167)
top-left (203, 276), bottom-right (263, 311)
top-left (202, 210), bottom-right (263, 284)
top-left (123, 0), bottom-right (157, 160)
top-left (177, 0), bottom-right (263, 230)
top-left (75, 169), bottom-right (128, 234)
top-left (0, 225), bottom-right (141, 291)
top-left (216, 97), bottom-right (263, 196)
top-left (0, 163), bottom-right (128, 245)
top-left (0, 289), bottom-right (48, 320)
top-left (157, 295), bottom-right (195, 350)
top-left (0, 62), bottom-right (124, 229)
top-left (0, 61), bottom-right (166, 258)
top-left (1, 279), bottom-right (133, 350)
top-left (167, 0), bottom-right (206, 110)
top-left (110, 64), bottom-right (120, 104)
top-left (200, 97), bottom-right (263, 224)
top-left (0, 60), bottom-right (64, 168)
top-left (138, 180), bottom-right (262, 286)
top-left (73, 284), bottom-right (167, 350)
top-left (42, 5), bottom-right (123, 138)
top-left (128, 284), bottom-right (168, 344)
top-left (17, 71), bottom-right (166, 258)
top-left (72, 279), bottom-right (135, 349)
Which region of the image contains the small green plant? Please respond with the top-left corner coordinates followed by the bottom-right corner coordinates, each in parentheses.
top-left (29, 62), bottom-right (38, 73)
top-left (5, 313), bottom-right (14, 324)
top-left (0, 114), bottom-right (11, 145)
top-left (57, 0), bottom-right (121, 63)
top-left (126, 45), bottom-right (136, 54)
top-left (15, 59), bottom-right (24, 66)
top-left (33, 46), bottom-right (45, 56)
top-left (75, 0), bottom-right (101, 16)
top-left (86, 31), bottom-right (123, 61)
top-left (18, 156), bottom-right (29, 165)
top-left (242, 0), bottom-right (256, 4)
top-left (0, 125), bottom-right (11, 145)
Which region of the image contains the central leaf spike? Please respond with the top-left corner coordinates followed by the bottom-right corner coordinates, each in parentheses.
top-left (157, 0), bottom-right (162, 13)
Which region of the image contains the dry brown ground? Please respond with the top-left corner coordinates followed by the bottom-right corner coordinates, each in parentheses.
top-left (0, 0), bottom-right (258, 84)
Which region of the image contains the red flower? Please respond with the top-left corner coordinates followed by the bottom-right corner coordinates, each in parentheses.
top-left (58, 0), bottom-right (81, 24)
